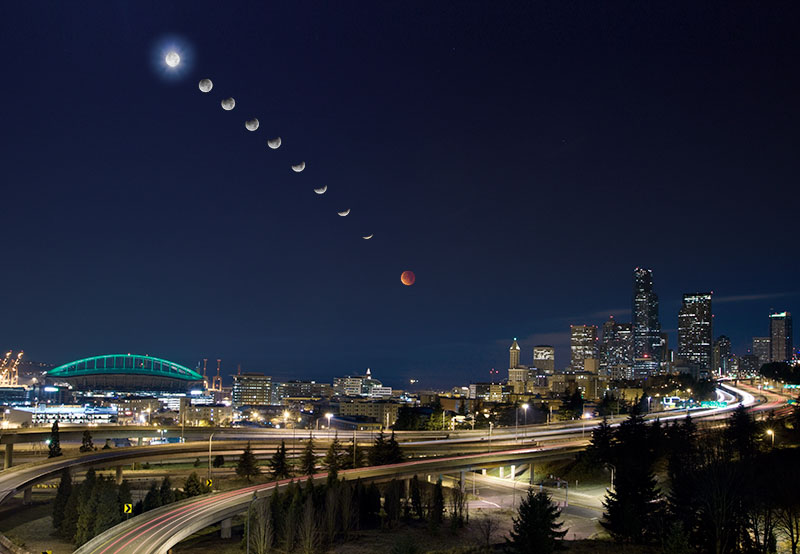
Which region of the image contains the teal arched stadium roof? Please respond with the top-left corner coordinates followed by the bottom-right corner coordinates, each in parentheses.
top-left (48, 354), bottom-right (203, 382)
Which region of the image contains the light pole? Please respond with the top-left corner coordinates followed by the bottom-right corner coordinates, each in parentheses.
top-left (488, 422), bottom-right (494, 452)
top-left (522, 403), bottom-right (529, 440)
top-left (207, 432), bottom-right (215, 484)
top-left (515, 404), bottom-right (519, 442)
top-left (767, 429), bottom-right (774, 447)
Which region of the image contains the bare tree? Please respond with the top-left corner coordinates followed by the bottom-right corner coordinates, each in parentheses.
top-left (475, 512), bottom-right (500, 547)
top-left (776, 502), bottom-right (800, 554)
top-left (249, 497), bottom-right (274, 554)
top-left (323, 483), bottom-right (340, 546)
top-left (449, 485), bottom-right (467, 529)
top-left (297, 495), bottom-right (319, 554)
top-left (339, 481), bottom-right (355, 540)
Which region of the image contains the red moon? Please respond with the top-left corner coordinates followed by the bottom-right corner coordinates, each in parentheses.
top-left (400, 270), bottom-right (416, 286)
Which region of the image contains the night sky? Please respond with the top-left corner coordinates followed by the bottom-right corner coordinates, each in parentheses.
top-left (2, 3), bottom-right (799, 388)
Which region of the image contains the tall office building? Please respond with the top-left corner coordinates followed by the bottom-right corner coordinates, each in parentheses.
top-left (570, 325), bottom-right (598, 371)
top-left (509, 338), bottom-right (521, 369)
top-left (712, 335), bottom-right (732, 375)
top-left (232, 373), bottom-right (272, 407)
top-left (632, 268), bottom-right (662, 374)
top-left (769, 312), bottom-right (793, 362)
top-left (752, 337), bottom-right (771, 368)
top-left (599, 316), bottom-right (634, 379)
top-left (678, 293), bottom-right (713, 372)
top-left (532, 345), bottom-right (555, 372)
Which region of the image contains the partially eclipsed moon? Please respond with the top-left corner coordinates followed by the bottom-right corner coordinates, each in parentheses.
top-left (401, 271), bottom-right (416, 286)
top-left (198, 79), bottom-right (213, 93)
top-left (338, 209), bottom-right (350, 217)
top-left (362, 234), bottom-right (373, 240)
top-left (292, 162), bottom-right (305, 173)
top-left (245, 119), bottom-right (259, 131)
top-left (314, 186), bottom-right (327, 195)
top-left (221, 98), bottom-right (235, 111)
top-left (267, 137), bottom-right (282, 149)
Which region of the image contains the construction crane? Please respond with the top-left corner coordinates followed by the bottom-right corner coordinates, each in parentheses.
top-left (0, 350), bottom-right (23, 387)
top-left (212, 359), bottom-right (222, 391)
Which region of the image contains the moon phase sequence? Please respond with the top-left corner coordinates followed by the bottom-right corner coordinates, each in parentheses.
top-left (314, 186), bottom-right (327, 195)
top-left (198, 79), bottom-right (213, 93)
top-left (221, 98), bottom-right (235, 111)
top-left (267, 137), bottom-right (281, 149)
top-left (292, 162), bottom-right (305, 173)
top-left (245, 118), bottom-right (259, 131)
top-left (401, 271), bottom-right (416, 286)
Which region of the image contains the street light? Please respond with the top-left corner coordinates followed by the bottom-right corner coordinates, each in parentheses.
top-left (207, 432), bottom-right (215, 484)
top-left (767, 428), bottom-right (774, 447)
top-left (522, 403), bottom-right (529, 428)
top-left (325, 412), bottom-right (333, 431)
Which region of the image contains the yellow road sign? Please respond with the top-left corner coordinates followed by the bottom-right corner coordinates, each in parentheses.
top-left (205, 479), bottom-right (213, 488)
top-left (123, 503), bottom-right (133, 514)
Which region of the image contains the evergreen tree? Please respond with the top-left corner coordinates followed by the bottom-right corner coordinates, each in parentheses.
top-left (300, 436), bottom-right (316, 475)
top-left (48, 420), bottom-right (62, 458)
top-left (269, 483), bottom-right (283, 546)
top-left (323, 433), bottom-right (343, 481)
top-left (386, 431), bottom-right (404, 464)
top-left (132, 500), bottom-right (143, 516)
top-left (368, 431), bottom-right (387, 466)
top-left (586, 415), bottom-right (614, 465)
top-left (183, 472), bottom-right (204, 497)
top-left (506, 489), bottom-right (567, 554)
top-left (75, 476), bottom-right (103, 544)
top-left (298, 495), bottom-right (319, 554)
top-left (283, 485), bottom-right (302, 552)
top-left (143, 481), bottom-right (162, 512)
top-left (410, 475), bottom-right (423, 519)
top-left (79, 430), bottom-right (94, 453)
top-left (429, 478), bottom-right (445, 531)
top-left (667, 414), bottom-right (700, 537)
top-left (159, 476), bottom-right (176, 505)
top-left (212, 454), bottom-right (225, 468)
top-left (52, 469), bottom-right (73, 531)
top-left (601, 407), bottom-right (663, 543)
top-left (725, 403), bottom-right (759, 459)
top-left (93, 479), bottom-right (123, 538)
top-left (60, 483), bottom-right (81, 540)
top-left (365, 482), bottom-right (382, 528)
top-left (269, 440), bottom-right (290, 480)
top-left (237, 441), bottom-right (261, 481)
top-left (383, 479), bottom-right (402, 527)
top-left (342, 439), bottom-right (365, 469)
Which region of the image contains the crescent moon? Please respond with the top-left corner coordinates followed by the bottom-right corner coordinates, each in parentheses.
top-left (292, 162), bottom-right (306, 173)
top-left (267, 137), bottom-right (281, 149)
top-left (314, 186), bottom-right (327, 195)
top-left (338, 209), bottom-right (350, 217)
top-left (362, 234), bottom-right (373, 240)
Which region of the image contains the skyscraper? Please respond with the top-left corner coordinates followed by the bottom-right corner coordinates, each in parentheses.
top-left (509, 338), bottom-right (521, 369)
top-left (769, 312), bottom-right (793, 362)
top-left (570, 325), bottom-right (598, 371)
top-left (599, 316), bottom-right (634, 379)
top-left (632, 268), bottom-right (662, 375)
top-left (532, 345), bottom-right (555, 372)
top-left (712, 335), bottom-right (731, 375)
top-left (752, 337), bottom-right (771, 368)
top-left (678, 293), bottom-right (713, 372)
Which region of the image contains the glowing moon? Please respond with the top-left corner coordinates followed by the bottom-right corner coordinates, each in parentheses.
top-left (292, 162), bottom-right (305, 173)
top-left (362, 234), bottom-right (373, 240)
top-left (314, 186), bottom-right (327, 195)
top-left (267, 137), bottom-right (282, 149)
top-left (401, 271), bottom-right (416, 286)
top-left (165, 51), bottom-right (180, 67)
top-left (338, 209), bottom-right (350, 217)
top-left (198, 79), bottom-right (213, 93)
top-left (245, 118), bottom-right (259, 131)
top-left (221, 97), bottom-right (235, 111)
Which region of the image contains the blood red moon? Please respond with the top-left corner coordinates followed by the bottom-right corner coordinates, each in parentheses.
top-left (400, 270), bottom-right (416, 286)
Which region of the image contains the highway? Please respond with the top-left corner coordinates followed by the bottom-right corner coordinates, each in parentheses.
top-left (68, 382), bottom-right (766, 554)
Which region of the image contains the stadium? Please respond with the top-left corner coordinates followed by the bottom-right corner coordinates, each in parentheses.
top-left (46, 354), bottom-right (204, 393)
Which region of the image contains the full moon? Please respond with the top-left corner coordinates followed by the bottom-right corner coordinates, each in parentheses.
top-left (401, 271), bottom-right (416, 286)
top-left (245, 118), bottom-right (259, 131)
top-left (198, 79), bottom-right (213, 93)
top-left (221, 98), bottom-right (235, 111)
top-left (165, 51), bottom-right (180, 68)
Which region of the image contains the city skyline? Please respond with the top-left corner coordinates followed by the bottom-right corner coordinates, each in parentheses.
top-left (1, 3), bottom-right (799, 388)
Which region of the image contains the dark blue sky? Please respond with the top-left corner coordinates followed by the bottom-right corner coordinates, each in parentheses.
top-left (1, 2), bottom-right (798, 388)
